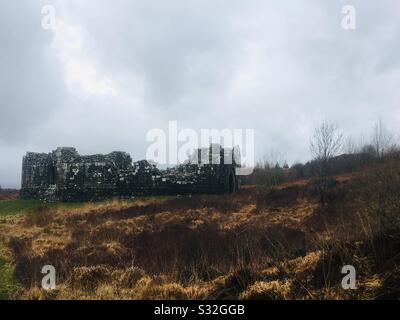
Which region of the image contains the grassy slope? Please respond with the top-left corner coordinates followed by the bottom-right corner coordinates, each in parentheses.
top-left (0, 246), bottom-right (21, 300)
top-left (0, 195), bottom-right (173, 300)
top-left (0, 196), bottom-right (172, 218)
top-left (0, 200), bottom-right (83, 217)
top-left (0, 198), bottom-right (71, 298)
top-left (1, 169), bottom-right (398, 300)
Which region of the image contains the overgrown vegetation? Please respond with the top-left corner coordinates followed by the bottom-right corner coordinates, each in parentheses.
top-left (243, 120), bottom-right (398, 190)
top-left (0, 199), bottom-right (81, 218)
top-left (0, 157), bottom-right (399, 299)
top-left (0, 196), bottom-right (172, 218)
top-left (0, 246), bottom-right (21, 300)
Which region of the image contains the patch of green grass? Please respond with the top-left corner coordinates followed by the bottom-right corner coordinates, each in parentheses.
top-left (131, 195), bottom-right (174, 202)
top-left (0, 248), bottom-right (22, 300)
top-left (0, 196), bottom-right (174, 218)
top-left (0, 199), bottom-right (84, 217)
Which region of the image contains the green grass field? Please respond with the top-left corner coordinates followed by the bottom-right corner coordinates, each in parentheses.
top-left (0, 196), bottom-right (173, 218)
top-left (0, 247), bottom-right (21, 300)
top-left (0, 199), bottom-right (85, 217)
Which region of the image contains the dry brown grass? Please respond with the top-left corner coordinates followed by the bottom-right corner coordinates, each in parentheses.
top-left (0, 189), bottom-right (19, 201)
top-left (1, 167), bottom-right (400, 300)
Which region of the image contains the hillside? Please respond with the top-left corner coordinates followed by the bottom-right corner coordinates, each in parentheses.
top-left (0, 162), bottom-right (399, 300)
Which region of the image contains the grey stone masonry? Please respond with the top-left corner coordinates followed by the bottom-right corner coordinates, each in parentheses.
top-left (21, 145), bottom-right (241, 202)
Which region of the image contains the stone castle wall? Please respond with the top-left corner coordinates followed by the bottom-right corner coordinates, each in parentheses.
top-left (21, 145), bottom-right (240, 202)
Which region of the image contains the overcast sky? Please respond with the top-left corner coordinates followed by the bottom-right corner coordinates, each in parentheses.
top-left (1, 0), bottom-right (400, 188)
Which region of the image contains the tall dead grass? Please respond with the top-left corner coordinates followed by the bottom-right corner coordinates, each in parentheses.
top-left (3, 161), bottom-right (400, 299)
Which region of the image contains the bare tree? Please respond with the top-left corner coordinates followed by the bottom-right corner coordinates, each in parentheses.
top-left (310, 121), bottom-right (343, 203)
top-left (344, 135), bottom-right (357, 154)
top-left (371, 119), bottom-right (395, 158)
top-left (261, 148), bottom-right (286, 169)
top-left (311, 121), bottom-right (343, 162)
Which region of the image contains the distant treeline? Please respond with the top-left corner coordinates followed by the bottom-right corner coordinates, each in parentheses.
top-left (243, 149), bottom-right (400, 186)
top-left (243, 119), bottom-right (400, 187)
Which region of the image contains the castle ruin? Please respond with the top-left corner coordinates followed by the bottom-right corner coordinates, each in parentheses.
top-left (21, 145), bottom-right (240, 202)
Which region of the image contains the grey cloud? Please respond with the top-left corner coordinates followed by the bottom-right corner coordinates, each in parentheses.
top-left (0, 0), bottom-right (67, 143)
top-left (61, 0), bottom-right (244, 108)
top-left (1, 0), bottom-right (400, 188)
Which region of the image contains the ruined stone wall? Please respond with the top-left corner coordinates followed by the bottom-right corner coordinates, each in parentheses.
top-left (21, 152), bottom-right (55, 199)
top-left (51, 148), bottom-right (136, 201)
top-left (21, 145), bottom-right (240, 202)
